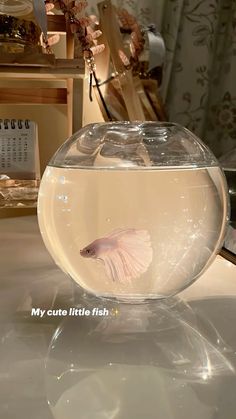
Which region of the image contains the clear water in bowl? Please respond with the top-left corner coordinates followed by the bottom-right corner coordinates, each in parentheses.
top-left (38, 164), bottom-right (227, 300)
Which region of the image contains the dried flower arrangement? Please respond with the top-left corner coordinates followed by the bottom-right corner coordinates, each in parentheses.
top-left (45, 0), bottom-right (105, 71)
top-left (116, 8), bottom-right (145, 67)
top-left (43, 1), bottom-right (146, 77)
top-left (43, 0), bottom-right (113, 117)
top-left (40, 0), bottom-right (166, 122)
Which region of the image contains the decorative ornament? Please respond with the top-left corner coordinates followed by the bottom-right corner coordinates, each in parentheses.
top-left (44, 0), bottom-right (111, 117)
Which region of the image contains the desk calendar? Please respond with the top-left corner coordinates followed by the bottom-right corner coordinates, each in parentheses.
top-left (0, 119), bottom-right (40, 180)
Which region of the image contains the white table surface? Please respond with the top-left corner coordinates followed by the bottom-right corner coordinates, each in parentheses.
top-left (0, 215), bottom-right (236, 419)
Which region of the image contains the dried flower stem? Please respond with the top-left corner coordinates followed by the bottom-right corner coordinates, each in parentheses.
top-left (44, 0), bottom-right (111, 118)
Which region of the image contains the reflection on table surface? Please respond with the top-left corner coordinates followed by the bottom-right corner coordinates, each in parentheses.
top-left (0, 216), bottom-right (236, 419)
top-left (46, 296), bottom-right (236, 419)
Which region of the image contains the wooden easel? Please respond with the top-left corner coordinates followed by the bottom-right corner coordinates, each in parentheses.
top-left (98, 0), bottom-right (145, 121)
top-left (97, 0), bottom-right (167, 122)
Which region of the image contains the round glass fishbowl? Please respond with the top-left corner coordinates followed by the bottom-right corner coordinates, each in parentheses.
top-left (38, 122), bottom-right (229, 301)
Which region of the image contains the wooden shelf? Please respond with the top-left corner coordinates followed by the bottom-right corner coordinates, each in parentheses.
top-left (0, 15), bottom-right (85, 135)
top-left (0, 87), bottom-right (67, 104)
top-left (0, 53), bottom-right (84, 80)
top-left (0, 66), bottom-right (84, 80)
top-left (47, 15), bottom-right (67, 33)
top-left (0, 50), bottom-right (55, 66)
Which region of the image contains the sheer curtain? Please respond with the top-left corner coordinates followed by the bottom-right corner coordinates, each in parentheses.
top-left (90, 0), bottom-right (236, 157)
top-left (161, 0), bottom-right (236, 158)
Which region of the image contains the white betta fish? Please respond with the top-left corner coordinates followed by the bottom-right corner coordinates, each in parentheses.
top-left (80, 228), bottom-right (153, 283)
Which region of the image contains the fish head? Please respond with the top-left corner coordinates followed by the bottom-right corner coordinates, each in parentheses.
top-left (80, 245), bottom-right (96, 258)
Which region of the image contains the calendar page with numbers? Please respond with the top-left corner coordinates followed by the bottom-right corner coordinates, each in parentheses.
top-left (0, 119), bottom-right (40, 180)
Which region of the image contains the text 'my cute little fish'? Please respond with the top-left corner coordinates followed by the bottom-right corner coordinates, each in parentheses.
top-left (80, 228), bottom-right (153, 283)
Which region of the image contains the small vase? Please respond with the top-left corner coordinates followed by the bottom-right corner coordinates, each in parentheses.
top-left (38, 122), bottom-right (229, 301)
